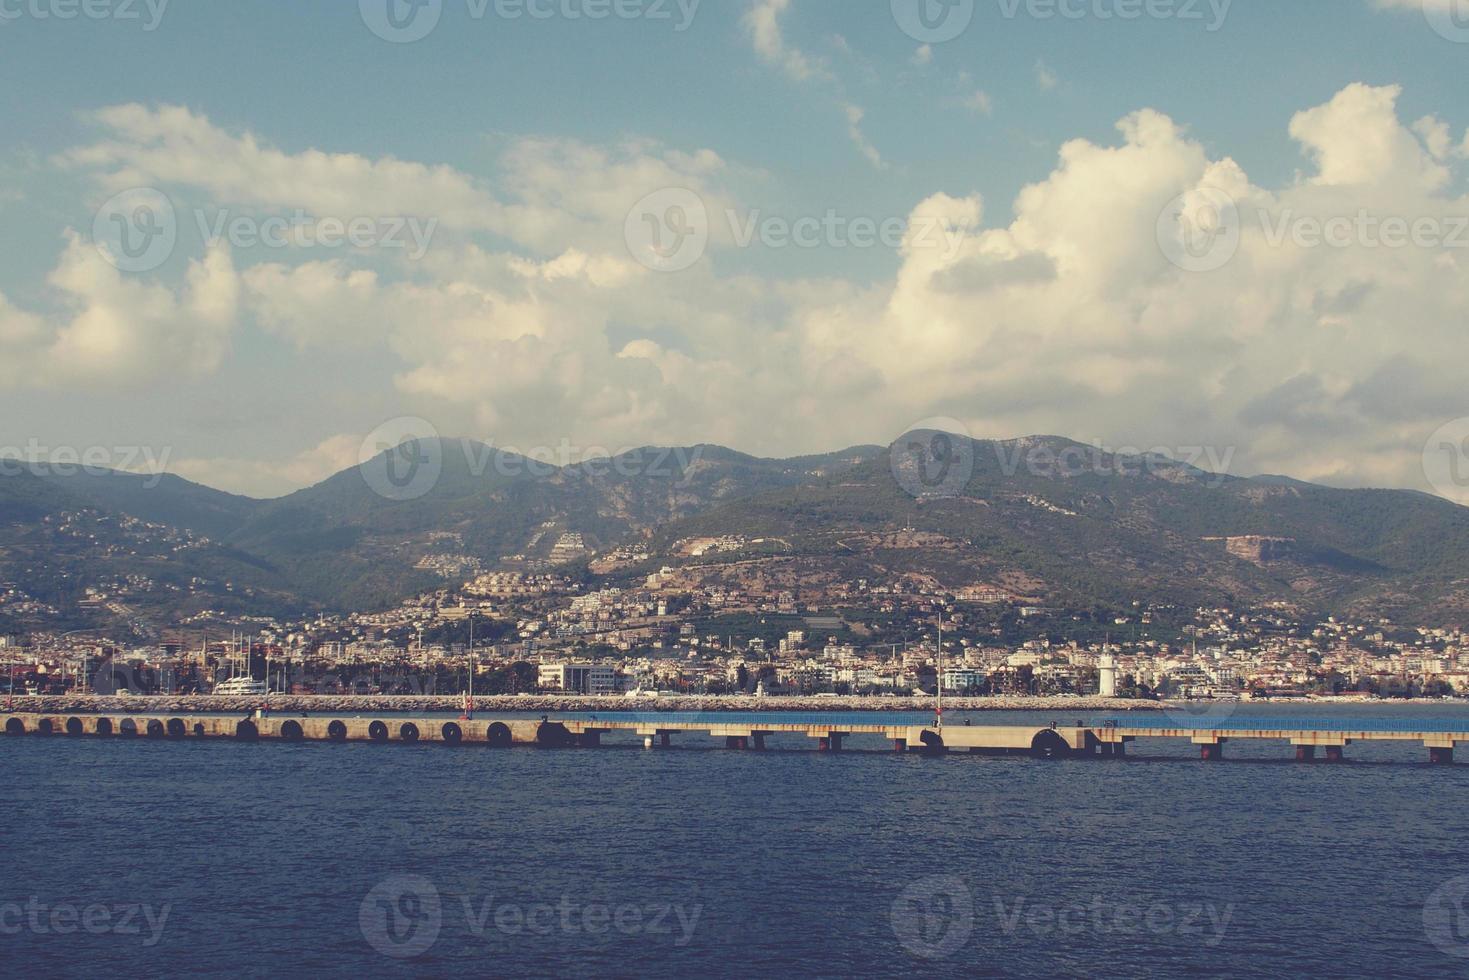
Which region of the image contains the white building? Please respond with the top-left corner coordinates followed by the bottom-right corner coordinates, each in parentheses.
top-left (537, 663), bottom-right (619, 695)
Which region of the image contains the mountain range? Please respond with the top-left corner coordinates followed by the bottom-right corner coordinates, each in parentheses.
top-left (4, 433), bottom-right (1469, 634)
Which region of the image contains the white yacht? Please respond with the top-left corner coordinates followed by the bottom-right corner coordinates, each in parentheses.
top-left (212, 677), bottom-right (267, 696)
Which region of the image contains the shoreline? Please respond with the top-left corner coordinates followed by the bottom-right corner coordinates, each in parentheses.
top-left (5, 693), bottom-right (1466, 715)
top-left (3, 693), bottom-right (1171, 715)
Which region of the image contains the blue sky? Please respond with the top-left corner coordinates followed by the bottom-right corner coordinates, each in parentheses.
top-left (1, 0), bottom-right (1467, 498)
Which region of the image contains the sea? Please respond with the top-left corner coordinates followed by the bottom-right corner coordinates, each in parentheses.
top-left (3, 702), bottom-right (1469, 977)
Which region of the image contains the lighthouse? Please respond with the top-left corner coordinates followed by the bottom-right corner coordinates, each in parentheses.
top-left (1099, 654), bottom-right (1118, 698)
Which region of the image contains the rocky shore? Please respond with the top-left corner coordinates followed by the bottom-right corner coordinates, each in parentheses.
top-left (2, 693), bottom-right (1167, 715)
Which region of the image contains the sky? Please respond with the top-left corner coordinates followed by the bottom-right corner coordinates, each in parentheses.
top-left (1, 0), bottom-right (1467, 500)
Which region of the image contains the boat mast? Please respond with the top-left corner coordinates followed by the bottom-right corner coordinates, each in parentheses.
top-left (936, 611), bottom-right (943, 730)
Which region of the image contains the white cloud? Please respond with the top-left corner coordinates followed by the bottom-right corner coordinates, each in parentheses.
top-left (844, 104), bottom-right (887, 170)
top-left (962, 90), bottom-right (994, 116)
top-left (1288, 83), bottom-right (1448, 191)
top-left (63, 104), bottom-right (501, 231)
top-left (0, 235), bottom-right (238, 388)
top-left (1035, 60), bottom-right (1059, 91)
top-left (28, 83), bottom-right (1469, 505)
top-left (62, 105), bottom-right (733, 259)
top-left (743, 0), bottom-right (827, 82)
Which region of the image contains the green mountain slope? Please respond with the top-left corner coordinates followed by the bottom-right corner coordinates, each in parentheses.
top-left (5, 433), bottom-right (1469, 626)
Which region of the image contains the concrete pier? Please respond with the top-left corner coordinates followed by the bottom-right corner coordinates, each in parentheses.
top-left (3, 711), bottom-right (1467, 763)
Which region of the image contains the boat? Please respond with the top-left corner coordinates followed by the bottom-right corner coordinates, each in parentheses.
top-left (212, 677), bottom-right (267, 696)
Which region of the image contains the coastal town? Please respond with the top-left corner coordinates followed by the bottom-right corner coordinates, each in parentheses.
top-left (5, 555), bottom-right (1469, 704)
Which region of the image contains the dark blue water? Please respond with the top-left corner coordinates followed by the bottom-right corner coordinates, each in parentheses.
top-left (4, 705), bottom-right (1469, 977)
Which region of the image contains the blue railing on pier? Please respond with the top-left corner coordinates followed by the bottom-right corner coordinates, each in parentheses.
top-left (1102, 716), bottom-right (1469, 735)
top-left (556, 711), bottom-right (936, 728)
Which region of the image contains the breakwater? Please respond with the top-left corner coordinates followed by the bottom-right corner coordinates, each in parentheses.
top-left (6, 708), bottom-right (1469, 762)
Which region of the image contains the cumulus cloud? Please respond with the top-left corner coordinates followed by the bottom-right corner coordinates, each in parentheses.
top-left (62, 105), bottom-right (732, 258)
top-left (830, 83), bottom-right (1469, 495)
top-left (63, 104), bottom-right (501, 231)
top-left (0, 235), bottom-right (238, 388)
top-left (25, 82), bottom-right (1469, 504)
top-left (1288, 83), bottom-right (1449, 191)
